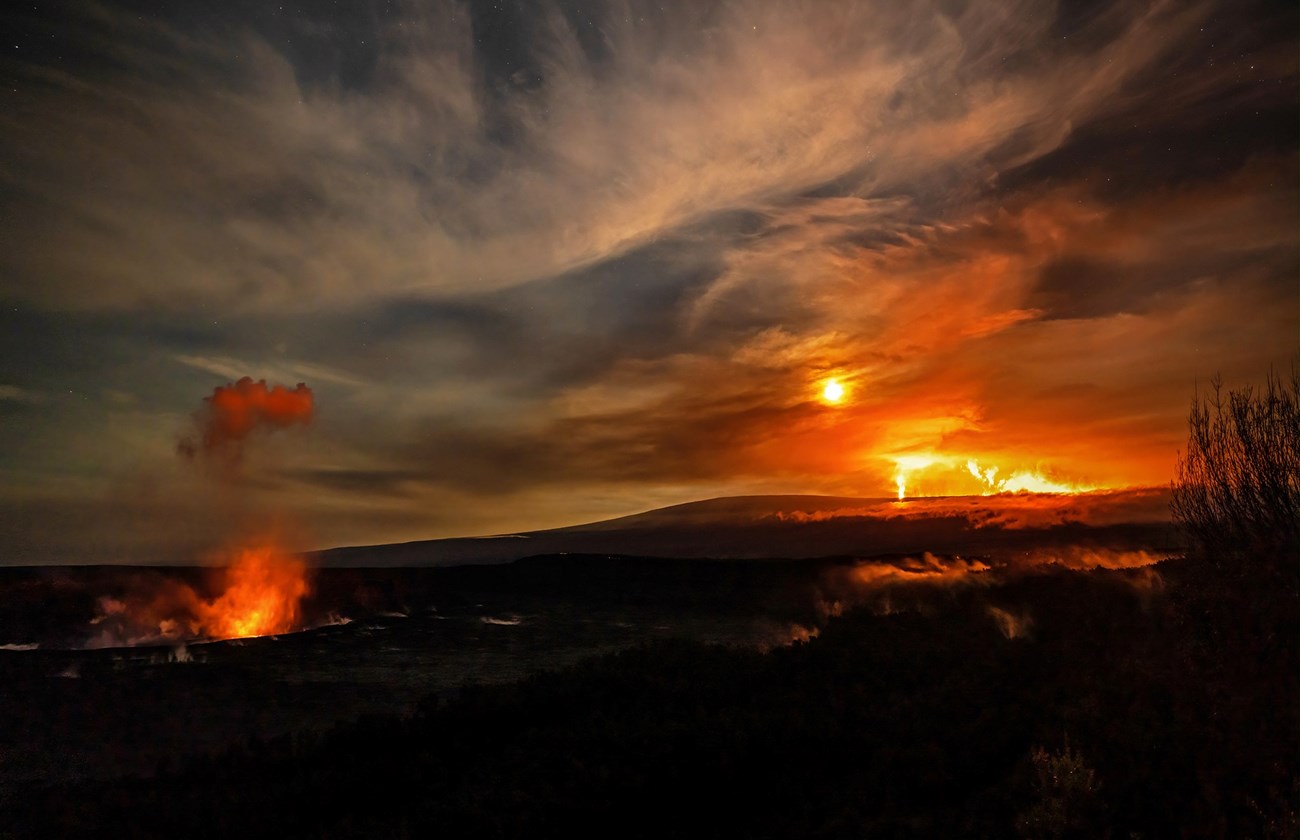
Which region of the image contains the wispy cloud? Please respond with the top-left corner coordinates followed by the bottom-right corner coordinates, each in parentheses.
top-left (0, 0), bottom-right (1294, 554)
top-left (174, 354), bottom-right (364, 388)
top-left (0, 385), bottom-right (44, 405)
top-left (5, 0), bottom-right (1276, 315)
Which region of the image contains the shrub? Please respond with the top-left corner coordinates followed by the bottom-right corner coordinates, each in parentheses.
top-left (1015, 740), bottom-right (1102, 840)
top-left (1171, 363), bottom-right (1300, 576)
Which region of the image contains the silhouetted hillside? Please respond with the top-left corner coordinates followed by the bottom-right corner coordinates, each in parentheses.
top-left (315, 490), bottom-right (1177, 567)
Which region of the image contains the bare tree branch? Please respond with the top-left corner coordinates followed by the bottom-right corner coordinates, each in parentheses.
top-left (1171, 360), bottom-right (1300, 578)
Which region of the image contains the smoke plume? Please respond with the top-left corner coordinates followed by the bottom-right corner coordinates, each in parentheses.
top-left (179, 377), bottom-right (314, 460)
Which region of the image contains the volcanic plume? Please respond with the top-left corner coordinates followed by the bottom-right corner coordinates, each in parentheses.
top-left (178, 377), bottom-right (314, 461)
top-left (85, 377), bottom-right (321, 647)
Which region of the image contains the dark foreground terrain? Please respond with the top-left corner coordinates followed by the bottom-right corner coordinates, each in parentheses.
top-left (2, 552), bottom-right (1296, 838)
top-left (0, 556), bottom-right (829, 790)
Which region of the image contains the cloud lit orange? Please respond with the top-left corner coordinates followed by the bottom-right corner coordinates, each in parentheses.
top-left (0, 0), bottom-right (1292, 560)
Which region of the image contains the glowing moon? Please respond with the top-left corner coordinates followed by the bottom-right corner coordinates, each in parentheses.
top-left (821, 379), bottom-right (845, 403)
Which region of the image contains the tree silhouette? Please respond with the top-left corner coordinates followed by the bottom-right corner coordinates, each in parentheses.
top-left (1171, 362), bottom-right (1300, 579)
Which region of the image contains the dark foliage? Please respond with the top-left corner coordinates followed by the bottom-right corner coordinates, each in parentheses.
top-left (1171, 363), bottom-right (1300, 576)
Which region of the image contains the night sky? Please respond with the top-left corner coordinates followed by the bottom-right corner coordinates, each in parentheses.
top-left (1, 0), bottom-right (1296, 564)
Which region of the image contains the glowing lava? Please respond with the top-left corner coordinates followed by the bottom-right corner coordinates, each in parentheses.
top-left (199, 546), bottom-right (310, 640)
top-left (85, 544), bottom-right (313, 648)
top-left (891, 454), bottom-right (938, 500)
top-left (887, 454), bottom-right (1102, 500)
top-left (966, 459), bottom-right (1097, 495)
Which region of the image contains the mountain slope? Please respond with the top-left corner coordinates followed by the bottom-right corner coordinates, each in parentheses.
top-left (316, 490), bottom-right (1177, 567)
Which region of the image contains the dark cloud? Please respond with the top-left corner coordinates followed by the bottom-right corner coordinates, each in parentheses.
top-left (392, 393), bottom-right (815, 494)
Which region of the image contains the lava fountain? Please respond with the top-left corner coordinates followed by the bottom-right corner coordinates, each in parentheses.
top-left (85, 543), bottom-right (313, 648)
top-left (198, 545), bottom-right (310, 640)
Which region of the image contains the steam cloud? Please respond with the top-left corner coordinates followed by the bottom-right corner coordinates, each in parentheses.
top-left (179, 377), bottom-right (314, 460)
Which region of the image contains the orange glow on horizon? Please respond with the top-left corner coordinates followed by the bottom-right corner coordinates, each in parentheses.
top-left (964, 458), bottom-right (1098, 494)
top-left (886, 453), bottom-right (1107, 500)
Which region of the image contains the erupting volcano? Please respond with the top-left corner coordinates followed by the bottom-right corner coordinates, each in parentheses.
top-left (83, 376), bottom-right (321, 647)
top-left (890, 454), bottom-right (1103, 501)
top-left (88, 543), bottom-right (312, 647)
top-left (198, 546), bottom-right (310, 640)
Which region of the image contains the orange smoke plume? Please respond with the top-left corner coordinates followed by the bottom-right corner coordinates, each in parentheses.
top-left (88, 580), bottom-right (204, 648)
top-left (179, 377), bottom-right (313, 459)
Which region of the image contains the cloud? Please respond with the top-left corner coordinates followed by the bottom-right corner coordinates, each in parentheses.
top-left (175, 354), bottom-right (364, 388)
top-left (0, 385), bottom-right (44, 405)
top-left (0, 0), bottom-right (1294, 553)
top-left (4, 0), bottom-right (1282, 315)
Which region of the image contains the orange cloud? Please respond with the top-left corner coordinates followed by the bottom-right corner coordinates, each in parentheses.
top-left (179, 378), bottom-right (314, 460)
